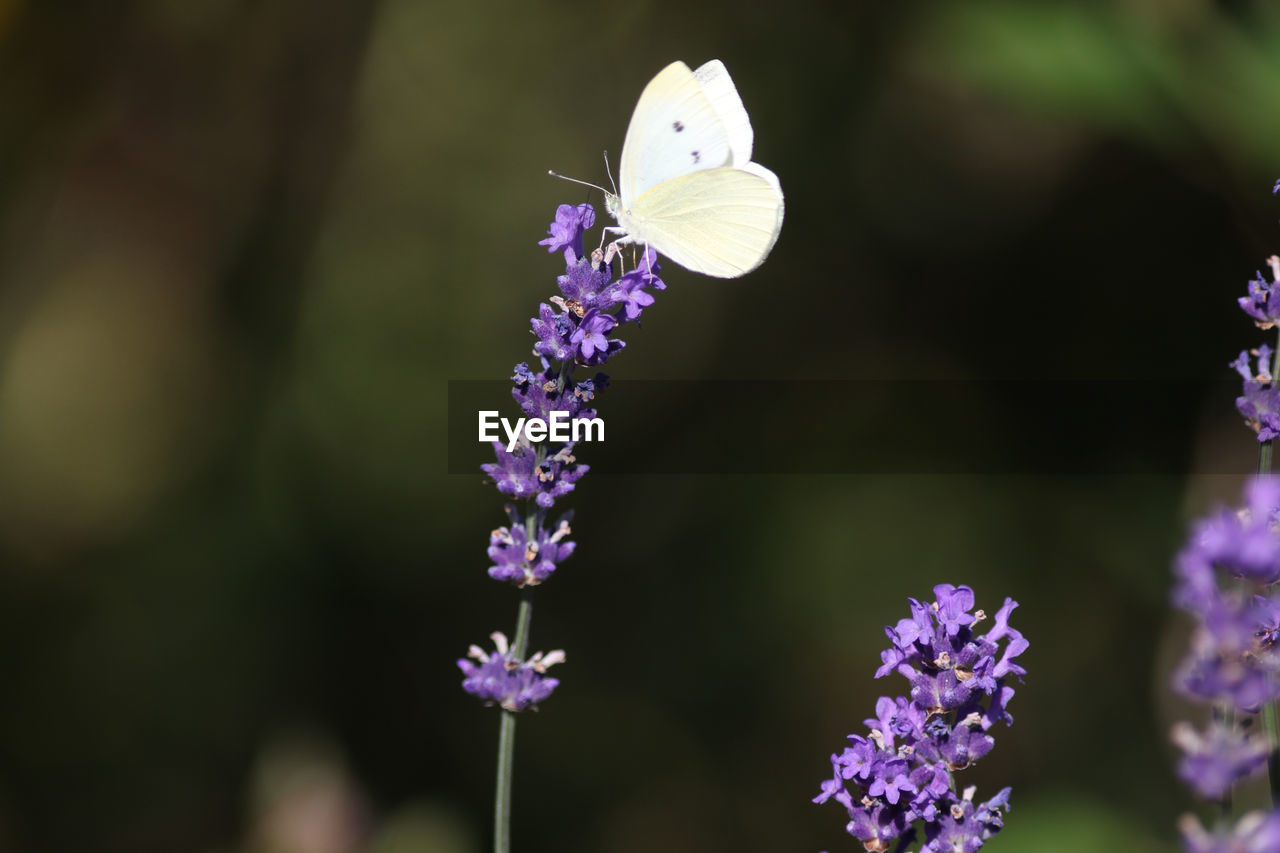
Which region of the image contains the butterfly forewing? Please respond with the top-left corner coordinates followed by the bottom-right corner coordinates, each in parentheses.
top-left (619, 61), bottom-right (734, 204)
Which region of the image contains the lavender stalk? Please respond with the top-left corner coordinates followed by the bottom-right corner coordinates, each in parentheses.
top-left (1166, 181), bottom-right (1280, 850)
top-left (1234, 186), bottom-right (1280, 802)
top-left (456, 203), bottom-right (666, 852)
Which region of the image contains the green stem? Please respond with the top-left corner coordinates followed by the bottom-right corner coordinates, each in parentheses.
top-left (494, 588), bottom-right (535, 853)
top-left (494, 708), bottom-right (516, 853)
top-left (511, 584), bottom-right (534, 659)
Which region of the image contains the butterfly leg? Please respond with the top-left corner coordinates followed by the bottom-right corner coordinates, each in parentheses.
top-left (638, 240), bottom-right (656, 285)
top-left (601, 227), bottom-right (634, 270)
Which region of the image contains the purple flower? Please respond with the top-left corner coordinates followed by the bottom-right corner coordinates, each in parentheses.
top-left (1234, 346), bottom-right (1274, 385)
top-left (512, 362), bottom-right (540, 385)
top-left (812, 775), bottom-right (852, 810)
top-left (538, 202), bottom-right (594, 260)
top-left (1169, 476), bottom-right (1280, 845)
top-left (612, 247), bottom-right (665, 320)
top-left (867, 757), bottom-right (916, 805)
top-left (458, 632), bottom-right (565, 712)
top-left (570, 310), bottom-right (624, 363)
top-left (481, 440), bottom-right (588, 510)
top-left (835, 734), bottom-right (878, 782)
top-left (865, 695), bottom-right (924, 751)
top-left (880, 586), bottom-right (1027, 716)
top-left (509, 359), bottom-right (602, 423)
top-left (1179, 809), bottom-right (1280, 853)
top-left (937, 721), bottom-right (995, 770)
top-left (1238, 257), bottom-right (1280, 328)
top-left (817, 587), bottom-right (1023, 849)
top-left (909, 762), bottom-right (952, 817)
top-left (573, 374), bottom-right (608, 403)
top-left (845, 801), bottom-right (913, 850)
top-left (922, 787), bottom-right (1011, 853)
top-left (531, 303), bottom-right (575, 362)
top-left (555, 253), bottom-right (614, 311)
top-left (1171, 720), bottom-right (1268, 800)
top-left (1169, 478), bottom-right (1280, 710)
top-left (487, 506), bottom-right (575, 587)
top-left (527, 206), bottom-right (665, 371)
top-left (1175, 477), bottom-right (1280, 597)
top-left (1173, 591), bottom-right (1280, 711)
top-left (1233, 346), bottom-right (1280, 441)
top-left (934, 584), bottom-right (977, 637)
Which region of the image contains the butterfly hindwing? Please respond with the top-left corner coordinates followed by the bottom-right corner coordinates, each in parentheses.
top-left (628, 163), bottom-right (784, 278)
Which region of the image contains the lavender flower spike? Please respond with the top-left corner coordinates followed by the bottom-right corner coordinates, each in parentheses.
top-left (1167, 180), bottom-right (1280, 853)
top-left (465, 202), bottom-right (676, 853)
top-left (817, 585), bottom-right (1025, 852)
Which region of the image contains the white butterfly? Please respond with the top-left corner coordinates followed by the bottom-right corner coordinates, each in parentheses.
top-left (554, 60), bottom-right (784, 279)
top-left (603, 59), bottom-right (784, 279)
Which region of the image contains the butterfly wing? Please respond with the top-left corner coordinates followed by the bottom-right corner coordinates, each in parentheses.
top-left (627, 162), bottom-right (784, 278)
top-left (618, 61), bottom-right (736, 206)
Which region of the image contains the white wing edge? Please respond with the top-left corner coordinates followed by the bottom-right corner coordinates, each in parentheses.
top-left (694, 59), bottom-right (753, 167)
top-left (740, 160), bottom-right (785, 242)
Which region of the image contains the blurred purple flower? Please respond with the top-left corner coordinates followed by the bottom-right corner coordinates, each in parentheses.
top-left (1179, 809), bottom-right (1280, 853)
top-left (1171, 478), bottom-right (1280, 711)
top-left (1176, 476), bottom-right (1280, 595)
top-left (1171, 720), bottom-right (1268, 800)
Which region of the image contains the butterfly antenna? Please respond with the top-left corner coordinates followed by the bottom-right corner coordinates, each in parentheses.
top-left (602, 150), bottom-right (618, 195)
top-left (547, 170), bottom-right (610, 196)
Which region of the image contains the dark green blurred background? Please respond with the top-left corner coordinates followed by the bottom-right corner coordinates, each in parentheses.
top-left (2, 1), bottom-right (1279, 851)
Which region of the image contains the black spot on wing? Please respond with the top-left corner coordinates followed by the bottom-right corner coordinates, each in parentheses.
top-left (673, 120), bottom-right (684, 132)
top-left (691, 150), bottom-right (700, 163)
